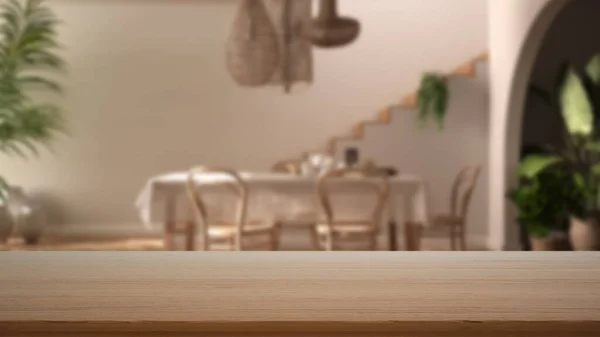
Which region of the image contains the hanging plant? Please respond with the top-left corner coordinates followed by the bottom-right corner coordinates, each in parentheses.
top-left (417, 73), bottom-right (448, 130)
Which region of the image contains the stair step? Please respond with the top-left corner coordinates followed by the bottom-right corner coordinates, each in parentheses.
top-left (377, 106), bottom-right (393, 123)
top-left (402, 93), bottom-right (418, 107)
top-left (352, 122), bottom-right (365, 138)
top-left (352, 120), bottom-right (388, 138)
top-left (452, 52), bottom-right (488, 77)
top-left (452, 62), bottom-right (476, 77)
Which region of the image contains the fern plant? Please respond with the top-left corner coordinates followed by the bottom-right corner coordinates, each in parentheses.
top-left (417, 73), bottom-right (448, 130)
top-left (0, 0), bottom-right (66, 201)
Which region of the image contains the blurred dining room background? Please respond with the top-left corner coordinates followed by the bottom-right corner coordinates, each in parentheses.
top-left (0, 0), bottom-right (496, 251)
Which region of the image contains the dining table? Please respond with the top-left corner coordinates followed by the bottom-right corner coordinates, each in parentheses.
top-left (135, 171), bottom-right (432, 251)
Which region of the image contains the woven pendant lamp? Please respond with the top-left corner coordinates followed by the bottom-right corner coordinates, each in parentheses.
top-left (226, 0), bottom-right (280, 87)
top-left (264, 0), bottom-right (313, 93)
top-left (303, 0), bottom-right (360, 48)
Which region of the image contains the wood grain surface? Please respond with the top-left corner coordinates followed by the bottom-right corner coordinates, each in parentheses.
top-left (1, 252), bottom-right (600, 336)
top-left (1, 252), bottom-right (599, 323)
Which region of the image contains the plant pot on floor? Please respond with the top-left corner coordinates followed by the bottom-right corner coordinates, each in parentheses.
top-left (570, 215), bottom-right (600, 251)
top-left (8, 187), bottom-right (46, 245)
top-left (529, 235), bottom-right (555, 251)
top-left (0, 203), bottom-right (14, 243)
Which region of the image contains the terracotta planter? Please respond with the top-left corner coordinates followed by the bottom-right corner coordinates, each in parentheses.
top-left (570, 216), bottom-right (600, 251)
top-left (529, 236), bottom-right (555, 251)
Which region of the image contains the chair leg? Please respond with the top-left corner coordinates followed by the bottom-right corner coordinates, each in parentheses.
top-left (369, 234), bottom-right (378, 251)
top-left (459, 223), bottom-right (467, 251)
top-left (449, 225), bottom-right (457, 251)
top-left (309, 224), bottom-right (319, 250)
top-left (270, 226), bottom-right (281, 251)
top-left (404, 222), bottom-right (413, 251)
top-left (414, 224), bottom-right (423, 251)
top-left (234, 236), bottom-right (242, 251)
top-left (325, 234), bottom-right (334, 251)
top-left (404, 222), bottom-right (422, 251)
top-left (310, 226), bottom-right (322, 251)
top-left (185, 222), bottom-right (196, 251)
top-left (164, 222), bottom-right (175, 251)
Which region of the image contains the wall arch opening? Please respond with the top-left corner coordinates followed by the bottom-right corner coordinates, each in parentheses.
top-left (501, 0), bottom-right (576, 250)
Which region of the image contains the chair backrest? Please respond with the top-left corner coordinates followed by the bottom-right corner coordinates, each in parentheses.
top-left (186, 167), bottom-right (249, 249)
top-left (449, 165), bottom-right (481, 219)
top-left (316, 167), bottom-right (390, 229)
top-left (271, 159), bottom-right (300, 175)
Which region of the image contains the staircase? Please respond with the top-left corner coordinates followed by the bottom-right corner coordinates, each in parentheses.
top-left (311, 52), bottom-right (491, 247)
top-left (325, 51), bottom-right (489, 154)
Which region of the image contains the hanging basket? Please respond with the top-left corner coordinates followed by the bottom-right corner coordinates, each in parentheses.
top-left (226, 0), bottom-right (280, 87)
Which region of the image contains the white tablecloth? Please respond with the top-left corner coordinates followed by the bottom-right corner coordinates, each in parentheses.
top-left (134, 172), bottom-right (432, 229)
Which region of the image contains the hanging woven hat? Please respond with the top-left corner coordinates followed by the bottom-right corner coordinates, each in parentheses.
top-left (226, 0), bottom-right (280, 87)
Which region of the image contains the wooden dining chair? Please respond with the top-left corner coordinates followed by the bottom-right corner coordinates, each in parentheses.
top-left (405, 165), bottom-right (481, 251)
top-left (313, 167), bottom-right (390, 251)
top-left (272, 158), bottom-right (323, 250)
top-left (177, 166), bottom-right (281, 251)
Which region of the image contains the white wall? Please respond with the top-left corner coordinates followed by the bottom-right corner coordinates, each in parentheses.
top-left (487, 0), bottom-right (571, 250)
top-left (0, 0), bottom-right (488, 227)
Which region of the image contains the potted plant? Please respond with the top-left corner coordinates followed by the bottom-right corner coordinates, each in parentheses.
top-left (508, 168), bottom-right (580, 250)
top-left (518, 54), bottom-right (600, 251)
top-left (0, 0), bottom-right (66, 243)
top-left (417, 73), bottom-right (448, 130)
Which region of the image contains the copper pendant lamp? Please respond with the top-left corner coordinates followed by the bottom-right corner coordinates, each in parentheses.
top-left (302, 0), bottom-right (360, 48)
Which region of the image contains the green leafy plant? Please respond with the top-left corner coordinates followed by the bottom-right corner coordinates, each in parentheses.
top-left (0, 0), bottom-right (66, 201)
top-left (518, 54), bottom-right (600, 219)
top-left (417, 73), bottom-right (448, 130)
top-left (509, 168), bottom-right (586, 238)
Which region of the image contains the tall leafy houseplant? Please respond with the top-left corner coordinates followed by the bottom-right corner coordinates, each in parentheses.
top-left (519, 54), bottom-right (600, 250)
top-left (417, 73), bottom-right (448, 130)
top-left (0, 0), bottom-right (65, 201)
top-left (508, 168), bottom-right (585, 250)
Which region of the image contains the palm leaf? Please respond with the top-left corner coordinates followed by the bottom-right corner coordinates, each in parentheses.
top-left (0, 0), bottom-right (66, 167)
top-left (19, 49), bottom-right (64, 69)
top-left (16, 75), bottom-right (62, 92)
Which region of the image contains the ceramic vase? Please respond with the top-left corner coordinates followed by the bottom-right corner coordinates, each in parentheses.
top-left (0, 202), bottom-right (14, 243)
top-left (570, 216), bottom-right (600, 251)
top-left (529, 236), bottom-right (555, 251)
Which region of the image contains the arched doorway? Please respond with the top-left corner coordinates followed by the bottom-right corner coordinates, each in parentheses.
top-left (488, 0), bottom-right (575, 251)
top-left (499, 0), bottom-right (575, 250)
top-left (517, 0), bottom-right (600, 249)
